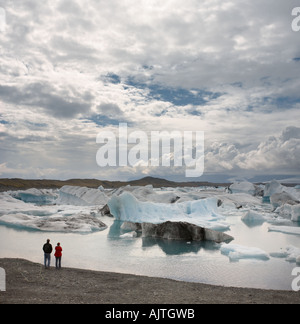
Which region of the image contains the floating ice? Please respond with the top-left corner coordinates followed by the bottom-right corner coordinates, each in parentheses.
top-left (270, 192), bottom-right (299, 209)
top-left (0, 191), bottom-right (107, 233)
top-left (292, 205), bottom-right (300, 222)
top-left (57, 186), bottom-right (108, 206)
top-left (270, 246), bottom-right (300, 264)
top-left (241, 210), bottom-right (266, 227)
top-left (120, 231), bottom-right (138, 239)
top-left (268, 225), bottom-right (300, 236)
top-left (108, 192), bottom-right (230, 231)
top-left (10, 189), bottom-right (58, 205)
top-left (220, 243), bottom-right (270, 261)
top-left (0, 212), bottom-right (107, 233)
top-left (229, 181), bottom-right (256, 196)
top-left (112, 185), bottom-right (180, 203)
top-left (264, 180), bottom-right (284, 199)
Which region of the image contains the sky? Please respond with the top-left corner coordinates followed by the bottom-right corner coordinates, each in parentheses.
top-left (0, 0), bottom-right (300, 183)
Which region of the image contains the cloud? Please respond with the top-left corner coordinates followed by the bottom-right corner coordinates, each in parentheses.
top-left (0, 0), bottom-right (299, 180)
top-left (205, 127), bottom-right (300, 177)
top-left (0, 83), bottom-right (92, 119)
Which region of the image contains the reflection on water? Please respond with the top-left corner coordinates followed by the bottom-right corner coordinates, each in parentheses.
top-left (142, 237), bottom-right (219, 256)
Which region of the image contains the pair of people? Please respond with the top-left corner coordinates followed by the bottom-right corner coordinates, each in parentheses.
top-left (43, 239), bottom-right (63, 269)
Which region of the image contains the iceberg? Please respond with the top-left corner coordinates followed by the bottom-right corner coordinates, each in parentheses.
top-left (141, 221), bottom-right (233, 243)
top-left (112, 185), bottom-right (180, 203)
top-left (120, 231), bottom-right (138, 239)
top-left (270, 246), bottom-right (300, 264)
top-left (108, 192), bottom-right (230, 231)
top-left (268, 225), bottom-right (300, 236)
top-left (229, 181), bottom-right (261, 196)
top-left (0, 212), bottom-right (107, 233)
top-left (220, 243), bottom-right (270, 261)
top-left (10, 188), bottom-right (58, 205)
top-left (264, 180), bottom-right (284, 199)
top-left (274, 203), bottom-right (300, 222)
top-left (241, 210), bottom-right (266, 227)
top-left (270, 192), bottom-right (299, 209)
top-left (57, 186), bottom-right (108, 206)
top-left (0, 191), bottom-right (107, 233)
top-left (292, 205), bottom-right (300, 222)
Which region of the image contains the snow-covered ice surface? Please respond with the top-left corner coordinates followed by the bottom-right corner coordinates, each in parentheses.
top-left (0, 182), bottom-right (300, 290)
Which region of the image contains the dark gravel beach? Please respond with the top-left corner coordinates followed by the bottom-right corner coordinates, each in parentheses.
top-left (0, 258), bottom-right (299, 304)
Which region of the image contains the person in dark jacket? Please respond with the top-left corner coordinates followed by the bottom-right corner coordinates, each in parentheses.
top-left (43, 239), bottom-right (53, 269)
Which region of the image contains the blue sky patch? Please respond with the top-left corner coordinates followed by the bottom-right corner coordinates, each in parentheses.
top-left (125, 77), bottom-right (223, 107)
top-left (102, 73), bottom-right (121, 84)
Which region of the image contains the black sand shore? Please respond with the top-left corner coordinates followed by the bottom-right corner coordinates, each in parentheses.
top-left (0, 258), bottom-right (299, 304)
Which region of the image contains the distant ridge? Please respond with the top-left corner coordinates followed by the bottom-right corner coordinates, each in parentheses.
top-left (0, 177), bottom-right (230, 192)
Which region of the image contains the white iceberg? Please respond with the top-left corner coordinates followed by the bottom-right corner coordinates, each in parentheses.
top-left (57, 186), bottom-right (108, 206)
top-left (229, 181), bottom-right (257, 196)
top-left (220, 243), bottom-right (270, 261)
top-left (108, 192), bottom-right (230, 231)
top-left (264, 180), bottom-right (284, 198)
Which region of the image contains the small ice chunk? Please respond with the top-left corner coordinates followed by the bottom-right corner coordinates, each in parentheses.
top-left (241, 210), bottom-right (265, 226)
top-left (268, 226), bottom-right (300, 236)
top-left (120, 231), bottom-right (137, 238)
top-left (271, 246), bottom-right (300, 264)
top-left (292, 205), bottom-right (300, 222)
top-left (220, 243), bottom-right (270, 261)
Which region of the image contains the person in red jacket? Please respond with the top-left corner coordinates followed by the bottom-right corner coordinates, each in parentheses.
top-left (54, 242), bottom-right (63, 269)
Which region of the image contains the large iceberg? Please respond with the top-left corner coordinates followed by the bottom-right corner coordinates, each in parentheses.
top-left (108, 192), bottom-right (230, 231)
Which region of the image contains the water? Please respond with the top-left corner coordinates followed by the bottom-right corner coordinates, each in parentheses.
top-left (0, 212), bottom-right (299, 291)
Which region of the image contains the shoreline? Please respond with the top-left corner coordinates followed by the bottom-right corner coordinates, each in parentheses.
top-left (0, 258), bottom-right (299, 304)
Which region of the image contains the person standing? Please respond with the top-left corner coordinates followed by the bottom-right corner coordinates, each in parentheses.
top-left (43, 239), bottom-right (53, 269)
top-left (55, 242), bottom-right (63, 270)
